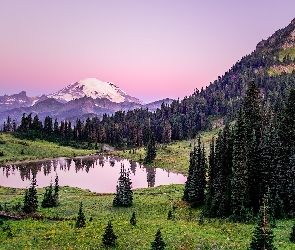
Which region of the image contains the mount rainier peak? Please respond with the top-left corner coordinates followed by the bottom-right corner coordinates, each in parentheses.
top-left (47, 78), bottom-right (142, 104)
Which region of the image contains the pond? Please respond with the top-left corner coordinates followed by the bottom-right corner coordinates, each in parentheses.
top-left (0, 155), bottom-right (186, 193)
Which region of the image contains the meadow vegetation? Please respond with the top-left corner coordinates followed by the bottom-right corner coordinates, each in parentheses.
top-left (0, 133), bottom-right (96, 164)
top-left (1, 131), bottom-right (295, 249)
top-left (1, 185), bottom-right (294, 249)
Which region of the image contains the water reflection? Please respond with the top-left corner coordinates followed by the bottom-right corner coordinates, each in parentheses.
top-left (0, 155), bottom-right (186, 193)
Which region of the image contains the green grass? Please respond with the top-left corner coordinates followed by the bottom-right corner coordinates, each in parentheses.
top-left (0, 186), bottom-right (294, 249)
top-left (110, 129), bottom-right (220, 175)
top-left (0, 133), bottom-right (96, 164)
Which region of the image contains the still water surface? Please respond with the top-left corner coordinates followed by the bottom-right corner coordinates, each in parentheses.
top-left (0, 155), bottom-right (186, 193)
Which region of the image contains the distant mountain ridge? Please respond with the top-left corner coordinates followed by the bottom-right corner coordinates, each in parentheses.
top-left (0, 78), bottom-right (173, 125)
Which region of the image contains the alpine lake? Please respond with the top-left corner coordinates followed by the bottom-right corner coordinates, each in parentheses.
top-left (0, 155), bottom-right (186, 193)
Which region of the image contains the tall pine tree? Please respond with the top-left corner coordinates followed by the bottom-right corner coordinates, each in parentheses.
top-left (183, 137), bottom-right (207, 208)
top-left (23, 174), bottom-right (38, 214)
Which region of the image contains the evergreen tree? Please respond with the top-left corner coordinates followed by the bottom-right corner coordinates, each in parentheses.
top-left (231, 109), bottom-right (250, 222)
top-left (248, 198), bottom-right (276, 250)
top-left (41, 181), bottom-right (54, 208)
top-left (41, 175), bottom-right (59, 208)
top-left (75, 202), bottom-right (86, 228)
top-left (113, 164), bottom-right (133, 207)
top-left (151, 229), bottom-right (166, 250)
top-left (243, 82), bottom-right (263, 144)
top-left (183, 137), bottom-right (207, 208)
top-left (102, 221), bottom-right (117, 247)
top-left (145, 132), bottom-right (156, 163)
top-left (130, 212), bottom-right (136, 225)
top-left (23, 174), bottom-right (38, 214)
top-left (53, 174), bottom-right (59, 206)
top-left (278, 88), bottom-right (295, 211)
top-left (206, 123), bottom-right (232, 218)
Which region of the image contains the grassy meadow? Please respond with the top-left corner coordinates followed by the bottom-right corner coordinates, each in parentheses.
top-left (1, 185), bottom-right (294, 249)
top-left (0, 131), bottom-right (295, 249)
top-left (0, 133), bottom-right (96, 165)
top-left (110, 129), bottom-right (220, 175)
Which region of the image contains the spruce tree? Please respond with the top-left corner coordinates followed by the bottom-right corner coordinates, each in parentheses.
top-left (248, 198), bottom-right (276, 250)
top-left (23, 174), bottom-right (38, 214)
top-left (130, 212), bottom-right (136, 225)
top-left (183, 137), bottom-right (207, 208)
top-left (287, 149), bottom-right (295, 217)
top-left (41, 182), bottom-right (54, 208)
top-left (102, 221), bottom-right (117, 247)
top-left (206, 122), bottom-right (232, 218)
top-left (205, 137), bottom-right (216, 216)
top-left (75, 202), bottom-right (86, 228)
top-left (151, 229), bottom-right (166, 250)
top-left (231, 109), bottom-right (250, 222)
top-left (41, 175), bottom-right (59, 208)
top-left (278, 88), bottom-right (295, 211)
top-left (113, 164), bottom-right (133, 207)
top-left (145, 132), bottom-right (156, 163)
top-left (53, 174), bottom-right (59, 206)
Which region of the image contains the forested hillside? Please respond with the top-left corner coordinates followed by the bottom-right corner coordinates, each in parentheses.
top-left (184, 82), bottom-right (295, 222)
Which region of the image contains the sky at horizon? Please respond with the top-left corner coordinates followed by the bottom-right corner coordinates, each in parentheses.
top-left (1, 0), bottom-right (295, 103)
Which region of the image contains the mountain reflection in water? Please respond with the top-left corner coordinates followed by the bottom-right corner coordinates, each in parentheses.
top-left (0, 155), bottom-right (186, 193)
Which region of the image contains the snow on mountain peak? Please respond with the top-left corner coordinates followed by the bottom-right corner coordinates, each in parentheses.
top-left (48, 78), bottom-right (132, 103)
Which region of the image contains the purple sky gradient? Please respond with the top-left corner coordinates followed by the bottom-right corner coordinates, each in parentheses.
top-left (1, 1), bottom-right (295, 103)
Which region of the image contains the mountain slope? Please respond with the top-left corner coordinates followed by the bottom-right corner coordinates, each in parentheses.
top-left (0, 91), bottom-right (38, 112)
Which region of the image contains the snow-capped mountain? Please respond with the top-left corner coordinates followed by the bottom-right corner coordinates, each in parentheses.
top-left (47, 78), bottom-right (143, 104)
top-left (0, 78), bottom-right (174, 126)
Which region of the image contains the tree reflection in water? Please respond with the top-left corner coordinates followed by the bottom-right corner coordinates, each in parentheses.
top-left (146, 166), bottom-right (156, 187)
top-left (0, 155), bottom-right (186, 192)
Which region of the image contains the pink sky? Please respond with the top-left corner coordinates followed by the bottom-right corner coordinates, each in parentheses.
top-left (1, 1), bottom-right (295, 103)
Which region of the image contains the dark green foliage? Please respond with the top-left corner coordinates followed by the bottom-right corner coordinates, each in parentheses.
top-left (2, 224), bottom-right (13, 238)
top-left (6, 226), bottom-right (13, 238)
top-left (0, 151), bottom-right (4, 156)
top-left (183, 137), bottom-right (207, 208)
top-left (167, 210), bottom-right (172, 220)
top-left (248, 199), bottom-right (276, 250)
top-left (290, 223), bottom-right (295, 243)
top-left (278, 88), bottom-right (295, 212)
top-left (102, 221), bottom-right (117, 247)
top-left (53, 174), bottom-right (59, 206)
top-left (23, 174), bottom-right (38, 214)
top-left (151, 229), bottom-right (166, 250)
top-left (41, 175), bottom-right (59, 208)
top-left (113, 164), bottom-right (133, 207)
top-left (205, 123), bottom-right (232, 218)
top-left (287, 149), bottom-right (295, 217)
top-left (145, 132), bottom-right (156, 163)
top-left (130, 212), bottom-right (136, 225)
top-left (230, 110), bottom-right (252, 222)
top-left (75, 202), bottom-right (86, 228)
top-left (41, 183), bottom-right (54, 208)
